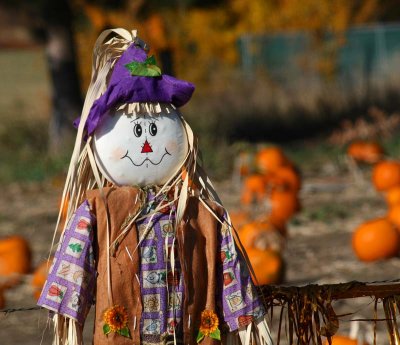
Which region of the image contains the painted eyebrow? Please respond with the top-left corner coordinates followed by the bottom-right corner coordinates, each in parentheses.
top-left (143, 114), bottom-right (159, 121)
top-left (130, 116), bottom-right (159, 122)
top-left (142, 113), bottom-right (159, 121)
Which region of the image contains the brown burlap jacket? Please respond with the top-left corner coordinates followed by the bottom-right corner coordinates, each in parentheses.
top-left (87, 186), bottom-right (224, 345)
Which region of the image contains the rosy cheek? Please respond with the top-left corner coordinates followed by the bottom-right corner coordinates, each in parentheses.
top-left (109, 146), bottom-right (126, 161)
top-left (165, 140), bottom-right (178, 153)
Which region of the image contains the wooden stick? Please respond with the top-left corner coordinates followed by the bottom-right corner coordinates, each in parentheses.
top-left (259, 281), bottom-right (400, 301)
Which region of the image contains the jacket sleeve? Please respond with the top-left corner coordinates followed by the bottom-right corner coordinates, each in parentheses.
top-left (37, 200), bottom-right (96, 325)
top-left (217, 213), bottom-right (266, 332)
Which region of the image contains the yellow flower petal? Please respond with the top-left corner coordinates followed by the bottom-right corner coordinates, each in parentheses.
top-left (199, 310), bottom-right (219, 336)
top-left (103, 305), bottom-right (129, 332)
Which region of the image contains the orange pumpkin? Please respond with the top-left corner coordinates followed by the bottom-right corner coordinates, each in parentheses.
top-left (387, 204), bottom-right (400, 230)
top-left (324, 335), bottom-right (367, 345)
top-left (256, 147), bottom-right (288, 174)
top-left (229, 210), bottom-right (249, 230)
top-left (181, 167), bottom-right (197, 190)
top-left (32, 258), bottom-right (53, 300)
top-left (245, 248), bottom-right (283, 285)
top-left (60, 194), bottom-right (69, 222)
top-left (239, 221), bottom-right (285, 252)
top-left (57, 194), bottom-right (70, 231)
top-left (269, 190), bottom-right (300, 223)
top-left (241, 174), bottom-right (266, 205)
top-left (386, 186), bottom-right (400, 207)
top-left (266, 215), bottom-right (287, 238)
top-left (347, 141), bottom-right (384, 164)
top-left (0, 236), bottom-right (31, 286)
top-left (352, 218), bottom-right (400, 261)
top-left (265, 165), bottom-right (301, 192)
top-left (372, 160), bottom-right (400, 191)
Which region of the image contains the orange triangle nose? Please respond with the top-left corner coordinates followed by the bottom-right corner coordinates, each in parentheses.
top-left (141, 140), bottom-right (153, 153)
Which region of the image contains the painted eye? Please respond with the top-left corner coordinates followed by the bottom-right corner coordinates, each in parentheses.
top-left (133, 123), bottom-right (142, 137)
top-left (149, 123), bottom-right (157, 136)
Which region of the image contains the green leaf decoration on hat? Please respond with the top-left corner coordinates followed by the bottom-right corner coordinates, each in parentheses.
top-left (125, 55), bottom-right (162, 77)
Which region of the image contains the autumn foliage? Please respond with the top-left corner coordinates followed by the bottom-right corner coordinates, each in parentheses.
top-left (72, 0), bottom-right (384, 87)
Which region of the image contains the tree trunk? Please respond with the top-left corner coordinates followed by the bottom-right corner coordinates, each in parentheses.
top-left (41, 0), bottom-right (82, 154)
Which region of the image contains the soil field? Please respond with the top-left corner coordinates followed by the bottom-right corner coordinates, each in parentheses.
top-left (1, 167), bottom-right (399, 344)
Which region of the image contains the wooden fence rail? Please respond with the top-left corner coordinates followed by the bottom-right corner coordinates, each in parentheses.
top-left (260, 281), bottom-right (400, 301)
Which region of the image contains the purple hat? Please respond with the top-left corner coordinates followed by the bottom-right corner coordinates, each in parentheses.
top-left (77, 43), bottom-right (195, 135)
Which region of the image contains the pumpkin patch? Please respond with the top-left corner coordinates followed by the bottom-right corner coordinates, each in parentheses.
top-left (240, 146), bottom-right (301, 222)
top-left (347, 148), bottom-right (400, 263)
top-left (235, 145), bottom-right (301, 285)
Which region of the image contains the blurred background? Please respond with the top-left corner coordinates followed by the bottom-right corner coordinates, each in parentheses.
top-left (2, 0), bottom-right (400, 344)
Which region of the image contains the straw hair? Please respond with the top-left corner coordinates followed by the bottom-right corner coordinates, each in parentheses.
top-left (52, 29), bottom-right (135, 238)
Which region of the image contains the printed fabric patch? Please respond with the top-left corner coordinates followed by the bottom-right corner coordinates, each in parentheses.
top-left (37, 200), bottom-right (96, 324)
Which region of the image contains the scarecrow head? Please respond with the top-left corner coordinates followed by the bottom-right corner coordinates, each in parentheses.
top-left (77, 37), bottom-right (194, 187)
top-left (93, 105), bottom-right (188, 186)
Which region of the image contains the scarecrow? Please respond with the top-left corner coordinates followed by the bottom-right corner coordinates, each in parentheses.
top-left (38, 29), bottom-right (273, 345)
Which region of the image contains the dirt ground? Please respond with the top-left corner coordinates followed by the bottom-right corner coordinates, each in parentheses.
top-left (1, 168), bottom-right (399, 344)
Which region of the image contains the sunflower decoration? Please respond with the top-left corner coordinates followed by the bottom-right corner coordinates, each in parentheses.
top-left (197, 310), bottom-right (221, 343)
top-left (103, 305), bottom-right (131, 338)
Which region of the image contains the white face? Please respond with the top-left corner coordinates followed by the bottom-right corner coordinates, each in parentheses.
top-left (93, 108), bottom-right (188, 186)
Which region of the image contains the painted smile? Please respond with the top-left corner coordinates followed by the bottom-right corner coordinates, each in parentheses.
top-left (121, 148), bottom-right (171, 167)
